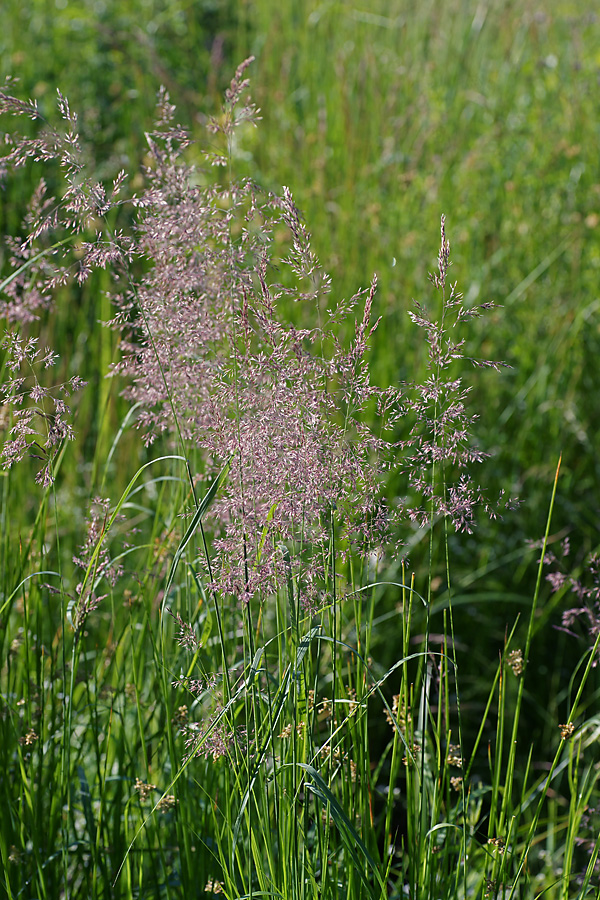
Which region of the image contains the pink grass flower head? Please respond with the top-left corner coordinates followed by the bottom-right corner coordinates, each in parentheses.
top-left (71, 496), bottom-right (124, 638)
top-left (113, 66), bottom-right (389, 609)
top-left (0, 331), bottom-right (86, 486)
top-left (397, 215), bottom-right (515, 534)
top-left (0, 82), bottom-right (133, 306)
top-left (545, 543), bottom-right (600, 665)
top-left (0, 79), bottom-right (134, 484)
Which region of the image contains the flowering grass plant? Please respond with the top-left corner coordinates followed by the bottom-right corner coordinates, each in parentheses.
top-left (0, 63), bottom-right (598, 900)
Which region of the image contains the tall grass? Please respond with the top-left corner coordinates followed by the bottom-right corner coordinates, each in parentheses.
top-left (238, 0), bottom-right (600, 566)
top-left (2, 1), bottom-right (600, 589)
top-left (1, 54), bottom-right (599, 900)
top-left (233, 0), bottom-right (600, 777)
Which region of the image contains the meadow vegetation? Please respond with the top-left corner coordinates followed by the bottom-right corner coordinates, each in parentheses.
top-left (1, 2), bottom-right (600, 898)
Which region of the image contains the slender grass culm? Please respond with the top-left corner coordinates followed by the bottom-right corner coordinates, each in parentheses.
top-left (0, 63), bottom-right (599, 900)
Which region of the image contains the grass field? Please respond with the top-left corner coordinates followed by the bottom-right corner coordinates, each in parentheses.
top-left (1, 1), bottom-right (600, 898)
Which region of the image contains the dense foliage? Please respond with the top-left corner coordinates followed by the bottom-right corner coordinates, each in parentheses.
top-left (1, 2), bottom-right (599, 898)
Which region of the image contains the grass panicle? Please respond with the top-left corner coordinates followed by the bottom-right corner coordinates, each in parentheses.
top-left (0, 41), bottom-right (599, 900)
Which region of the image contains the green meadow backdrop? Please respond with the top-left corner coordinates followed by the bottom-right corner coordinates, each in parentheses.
top-left (1, 1), bottom-right (600, 898)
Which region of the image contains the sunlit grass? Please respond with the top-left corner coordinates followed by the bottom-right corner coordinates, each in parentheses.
top-left (1, 2), bottom-right (600, 898)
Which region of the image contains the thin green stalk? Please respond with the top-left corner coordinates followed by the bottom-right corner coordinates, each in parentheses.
top-left (508, 628), bottom-right (600, 898)
top-left (498, 455), bottom-right (562, 846)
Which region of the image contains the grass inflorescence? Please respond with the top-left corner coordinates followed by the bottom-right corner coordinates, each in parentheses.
top-left (0, 40), bottom-right (599, 900)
